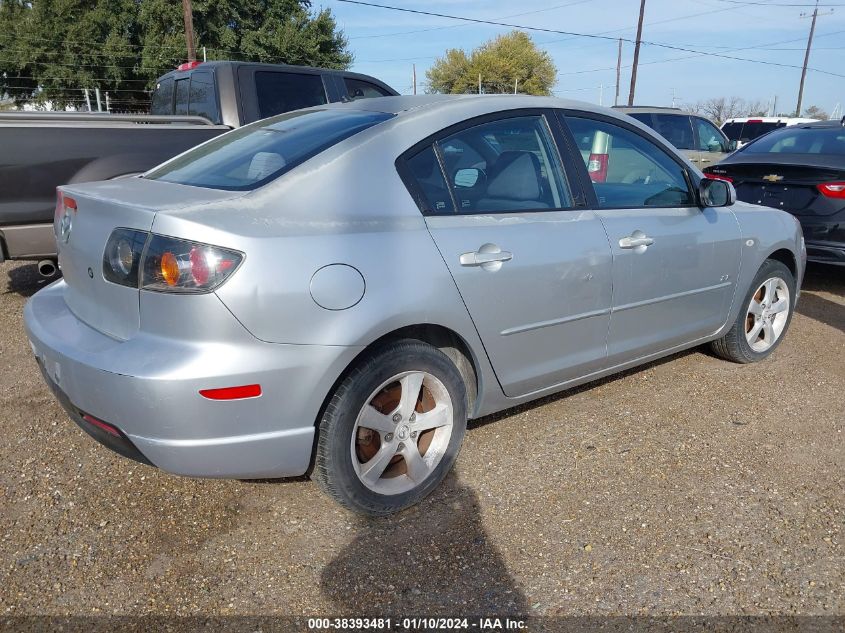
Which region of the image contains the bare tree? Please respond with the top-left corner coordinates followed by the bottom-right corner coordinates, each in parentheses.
top-left (685, 97), bottom-right (766, 125)
top-left (803, 105), bottom-right (829, 120)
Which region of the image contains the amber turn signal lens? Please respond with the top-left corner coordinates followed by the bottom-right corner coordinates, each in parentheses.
top-left (160, 251), bottom-right (180, 286)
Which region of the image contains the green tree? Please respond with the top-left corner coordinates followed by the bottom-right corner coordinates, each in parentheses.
top-left (426, 31), bottom-right (556, 96)
top-left (0, 0), bottom-right (352, 110)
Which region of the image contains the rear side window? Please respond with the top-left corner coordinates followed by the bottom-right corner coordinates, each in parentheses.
top-left (151, 77), bottom-right (174, 115)
top-left (188, 71), bottom-right (219, 123)
top-left (652, 114), bottom-right (694, 150)
top-left (345, 77), bottom-right (391, 100)
top-left (406, 146), bottom-right (454, 213)
top-left (566, 116), bottom-right (694, 208)
top-left (145, 109), bottom-right (393, 190)
top-left (742, 127), bottom-right (845, 155)
top-left (255, 71), bottom-right (328, 119)
top-left (174, 78), bottom-right (190, 115)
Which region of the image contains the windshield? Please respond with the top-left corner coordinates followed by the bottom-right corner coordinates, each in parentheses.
top-left (145, 109), bottom-right (394, 190)
top-left (742, 127), bottom-right (845, 155)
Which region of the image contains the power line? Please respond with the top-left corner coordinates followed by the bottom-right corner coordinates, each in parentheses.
top-left (337, 0), bottom-right (845, 78)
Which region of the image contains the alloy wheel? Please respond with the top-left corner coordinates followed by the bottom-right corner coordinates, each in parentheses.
top-left (350, 371), bottom-right (454, 495)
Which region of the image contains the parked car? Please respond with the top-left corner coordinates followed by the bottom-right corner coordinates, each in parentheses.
top-left (0, 61), bottom-right (396, 273)
top-left (615, 106), bottom-right (734, 167)
top-left (25, 95), bottom-right (805, 515)
top-left (705, 118), bottom-right (845, 266)
top-left (721, 116), bottom-right (817, 149)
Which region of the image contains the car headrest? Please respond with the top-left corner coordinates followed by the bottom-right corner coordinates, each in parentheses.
top-left (485, 151), bottom-right (541, 201)
top-left (247, 152), bottom-right (286, 181)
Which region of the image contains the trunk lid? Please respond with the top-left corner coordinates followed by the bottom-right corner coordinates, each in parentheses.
top-left (709, 157), bottom-right (845, 217)
top-left (57, 178), bottom-right (243, 340)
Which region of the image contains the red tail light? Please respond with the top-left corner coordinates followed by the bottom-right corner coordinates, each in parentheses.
top-left (587, 153), bottom-right (609, 183)
top-left (817, 182), bottom-right (845, 199)
top-left (82, 414), bottom-right (121, 437)
top-left (705, 172), bottom-right (733, 183)
top-left (199, 384), bottom-right (262, 400)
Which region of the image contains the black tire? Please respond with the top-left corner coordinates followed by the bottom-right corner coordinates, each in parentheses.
top-left (312, 339), bottom-right (468, 516)
top-left (711, 258), bottom-right (796, 363)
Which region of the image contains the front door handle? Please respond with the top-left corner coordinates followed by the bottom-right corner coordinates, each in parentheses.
top-left (459, 243), bottom-right (512, 270)
top-left (619, 235), bottom-right (654, 249)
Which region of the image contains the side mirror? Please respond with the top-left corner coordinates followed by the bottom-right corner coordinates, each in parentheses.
top-left (699, 177), bottom-right (736, 208)
top-left (727, 139), bottom-right (738, 152)
top-left (454, 167), bottom-right (482, 188)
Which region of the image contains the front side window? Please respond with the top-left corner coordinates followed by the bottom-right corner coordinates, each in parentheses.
top-left (431, 115), bottom-right (572, 214)
top-left (151, 77), bottom-right (174, 115)
top-left (652, 114), bottom-right (694, 150)
top-left (695, 117), bottom-right (728, 153)
top-left (146, 109), bottom-right (393, 190)
top-left (255, 71), bottom-right (328, 119)
top-left (566, 116), bottom-right (694, 208)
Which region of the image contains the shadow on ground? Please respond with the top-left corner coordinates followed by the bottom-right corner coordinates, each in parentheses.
top-left (3, 263), bottom-right (56, 298)
top-left (320, 475), bottom-right (528, 616)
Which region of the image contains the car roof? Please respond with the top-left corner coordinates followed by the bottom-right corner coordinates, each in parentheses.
top-left (723, 116), bottom-right (816, 124)
top-left (613, 106), bottom-right (689, 115)
top-left (323, 94), bottom-right (620, 117)
top-left (793, 118), bottom-right (845, 129)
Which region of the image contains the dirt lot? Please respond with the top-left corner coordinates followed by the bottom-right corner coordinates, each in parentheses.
top-left (0, 259), bottom-right (842, 619)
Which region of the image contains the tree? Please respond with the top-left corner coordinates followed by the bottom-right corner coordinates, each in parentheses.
top-left (0, 0), bottom-right (352, 110)
top-left (685, 97), bottom-right (766, 126)
top-left (803, 105), bottom-right (829, 120)
top-left (426, 31), bottom-right (556, 96)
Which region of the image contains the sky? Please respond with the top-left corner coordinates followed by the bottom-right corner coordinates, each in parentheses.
top-left (325, 0), bottom-right (845, 116)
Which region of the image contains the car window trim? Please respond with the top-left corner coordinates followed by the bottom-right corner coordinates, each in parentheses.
top-left (395, 108), bottom-right (587, 217)
top-left (555, 109), bottom-right (701, 212)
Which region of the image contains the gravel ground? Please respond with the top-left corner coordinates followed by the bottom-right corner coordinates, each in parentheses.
top-left (0, 259), bottom-right (842, 618)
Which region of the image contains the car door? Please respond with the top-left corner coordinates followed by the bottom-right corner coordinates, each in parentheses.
top-left (399, 112), bottom-right (613, 397)
top-left (559, 112), bottom-right (742, 365)
top-left (693, 116), bottom-right (731, 167)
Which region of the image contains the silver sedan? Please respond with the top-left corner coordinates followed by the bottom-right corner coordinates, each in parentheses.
top-left (24, 95), bottom-right (805, 515)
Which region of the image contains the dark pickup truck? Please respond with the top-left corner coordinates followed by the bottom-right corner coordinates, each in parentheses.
top-left (0, 61), bottom-right (396, 273)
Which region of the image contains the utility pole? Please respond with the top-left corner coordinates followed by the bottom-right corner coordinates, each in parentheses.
top-left (514, 77), bottom-right (519, 94)
top-left (614, 38), bottom-right (622, 106)
top-left (796, 0), bottom-right (833, 117)
top-left (412, 64), bottom-right (417, 95)
top-left (478, 73), bottom-right (482, 95)
top-left (599, 84), bottom-right (604, 107)
top-left (182, 0), bottom-right (197, 62)
top-left (627, 0), bottom-right (646, 106)
top-left (95, 88), bottom-right (102, 113)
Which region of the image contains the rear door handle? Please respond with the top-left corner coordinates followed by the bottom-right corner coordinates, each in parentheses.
top-left (619, 235), bottom-right (654, 249)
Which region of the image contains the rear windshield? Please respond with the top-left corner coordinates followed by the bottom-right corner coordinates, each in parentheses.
top-left (145, 109), bottom-right (393, 190)
top-left (742, 127), bottom-right (845, 155)
top-left (722, 121), bottom-right (785, 143)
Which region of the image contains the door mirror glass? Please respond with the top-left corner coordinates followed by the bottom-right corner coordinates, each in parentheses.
top-left (454, 167), bottom-right (482, 188)
top-left (699, 178), bottom-right (736, 207)
top-left (727, 139), bottom-right (738, 152)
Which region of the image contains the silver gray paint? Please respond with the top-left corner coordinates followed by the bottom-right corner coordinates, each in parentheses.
top-left (24, 95), bottom-right (805, 479)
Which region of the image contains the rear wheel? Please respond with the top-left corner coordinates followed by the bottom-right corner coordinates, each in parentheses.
top-left (312, 340), bottom-right (467, 516)
top-left (711, 259), bottom-right (795, 363)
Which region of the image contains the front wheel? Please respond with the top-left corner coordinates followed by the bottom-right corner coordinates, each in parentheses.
top-left (312, 340), bottom-right (467, 516)
top-left (711, 258), bottom-right (796, 363)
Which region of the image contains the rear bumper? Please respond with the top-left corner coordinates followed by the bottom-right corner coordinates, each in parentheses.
top-left (24, 280), bottom-right (363, 478)
top-left (797, 214), bottom-right (845, 266)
